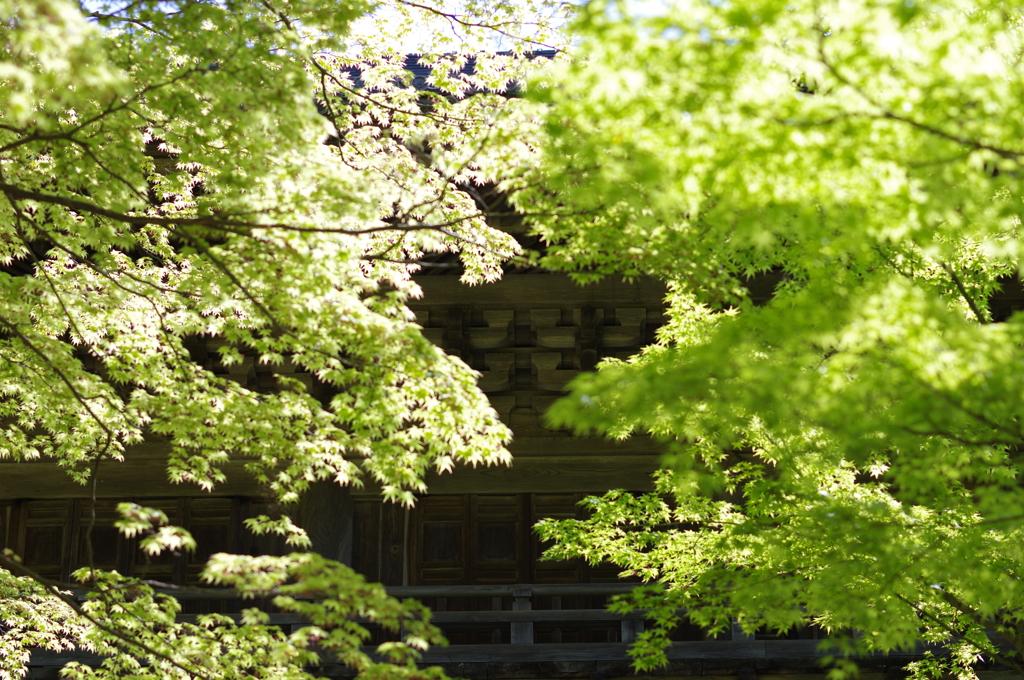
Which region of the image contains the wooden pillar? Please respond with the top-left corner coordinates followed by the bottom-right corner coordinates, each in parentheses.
top-left (298, 481), bottom-right (354, 566)
top-left (379, 502), bottom-right (406, 585)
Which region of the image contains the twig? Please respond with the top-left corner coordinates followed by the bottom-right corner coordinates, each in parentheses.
top-left (0, 552), bottom-right (214, 680)
top-left (941, 262), bottom-right (987, 324)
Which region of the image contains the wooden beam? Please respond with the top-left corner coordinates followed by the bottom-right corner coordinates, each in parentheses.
top-left (388, 583), bottom-right (638, 598)
top-left (410, 455), bottom-right (660, 495)
top-left (127, 582), bottom-right (638, 602)
top-left (401, 640), bottom-right (936, 664)
top-left (0, 458), bottom-right (259, 500)
top-left (507, 435), bottom-right (662, 458)
top-left (423, 609), bottom-right (648, 624)
top-left (185, 608), bottom-right (653, 625)
top-left (28, 640), bottom-right (954, 671)
top-left (0, 438), bottom-right (661, 499)
top-left (411, 276), bottom-right (666, 309)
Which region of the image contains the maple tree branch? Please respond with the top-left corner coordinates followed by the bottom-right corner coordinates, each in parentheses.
top-left (816, 31), bottom-right (1024, 162)
top-left (941, 262), bottom-right (987, 324)
top-left (0, 552), bottom-right (215, 680)
top-left (393, 0), bottom-right (561, 50)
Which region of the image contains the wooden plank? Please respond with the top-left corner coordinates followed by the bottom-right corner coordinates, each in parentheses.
top-left (411, 276), bottom-right (667, 308)
top-left (508, 436), bottom-right (661, 457)
top-left (409, 641), bottom-right (768, 663)
top-left (0, 451), bottom-right (260, 499)
top-left (0, 439), bottom-right (662, 500)
top-left (388, 583), bottom-right (637, 598)
top-left (125, 582), bottom-right (638, 601)
top-left (427, 609), bottom-right (648, 624)
top-left (28, 640), bottom-right (945, 670)
top-left (759, 676), bottom-right (887, 680)
top-left (379, 502), bottom-right (406, 586)
top-left (417, 456), bottom-right (660, 495)
top-left (405, 640), bottom-right (937, 664)
top-left (28, 650), bottom-right (109, 667)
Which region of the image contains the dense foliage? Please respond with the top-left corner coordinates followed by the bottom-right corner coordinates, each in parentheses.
top-left (524, 1), bottom-right (1024, 677)
top-left (11, 0), bottom-right (1024, 676)
top-left (0, 0), bottom-right (562, 677)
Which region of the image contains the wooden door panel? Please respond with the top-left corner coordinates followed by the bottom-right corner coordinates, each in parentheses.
top-left (17, 500), bottom-right (72, 581)
top-left (531, 494), bottom-right (583, 583)
top-left (130, 499), bottom-right (182, 583)
top-left (471, 495), bottom-right (523, 584)
top-left (71, 501), bottom-right (125, 575)
top-left (240, 500), bottom-right (290, 558)
top-left (186, 498), bottom-right (236, 585)
top-left (422, 521), bottom-right (462, 562)
top-left (352, 500), bottom-right (380, 581)
top-left (413, 496), bottom-right (468, 585)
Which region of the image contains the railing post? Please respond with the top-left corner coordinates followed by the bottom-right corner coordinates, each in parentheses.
top-left (621, 617), bottom-right (644, 643)
top-left (491, 596), bottom-right (503, 644)
top-left (511, 586), bottom-right (533, 644)
top-left (551, 594), bottom-right (562, 644)
top-left (731, 617), bottom-right (755, 641)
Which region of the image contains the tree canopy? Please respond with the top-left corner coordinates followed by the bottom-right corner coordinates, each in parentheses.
top-left (523, 1), bottom-right (1024, 677)
top-left (10, 0), bottom-right (1024, 677)
top-left (0, 0), bottom-right (563, 677)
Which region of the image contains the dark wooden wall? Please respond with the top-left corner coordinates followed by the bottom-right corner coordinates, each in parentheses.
top-left (0, 274), bottom-right (671, 604)
top-left (350, 499), bottom-right (407, 585)
top-left (2, 497), bottom-right (287, 586)
top-left (4, 492), bottom-right (635, 591)
top-left (347, 493), bottom-right (624, 588)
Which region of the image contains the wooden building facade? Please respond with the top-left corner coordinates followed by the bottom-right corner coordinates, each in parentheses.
top-left (7, 267), bottom-right (988, 677)
top-left (0, 271), bottom-right (667, 582)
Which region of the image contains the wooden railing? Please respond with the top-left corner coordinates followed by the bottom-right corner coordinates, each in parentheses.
top-left (109, 582), bottom-right (793, 645)
top-left (388, 583), bottom-right (644, 644)
top-left (169, 583), bottom-right (650, 645)
top-left (38, 584), bottom-right (940, 674)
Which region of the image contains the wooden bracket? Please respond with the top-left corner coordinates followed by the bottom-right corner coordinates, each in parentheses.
top-left (603, 308), bottom-right (646, 348)
top-left (468, 310), bottom-right (513, 349)
top-left (532, 352), bottom-right (579, 392)
top-left (478, 353), bottom-right (514, 392)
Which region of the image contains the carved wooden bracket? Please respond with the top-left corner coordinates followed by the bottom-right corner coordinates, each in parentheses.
top-left (468, 310), bottom-right (513, 349)
top-left (602, 308), bottom-right (646, 348)
top-left (533, 309), bottom-right (575, 349)
top-left (478, 353), bottom-right (514, 392)
top-left (532, 352), bottom-right (579, 392)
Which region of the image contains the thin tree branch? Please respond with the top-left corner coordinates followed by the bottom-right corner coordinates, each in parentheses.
top-left (393, 0), bottom-right (561, 50)
top-left (0, 552), bottom-right (215, 680)
top-left (941, 262), bottom-right (988, 324)
top-left (816, 31), bottom-right (1024, 162)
